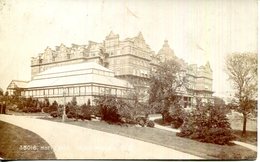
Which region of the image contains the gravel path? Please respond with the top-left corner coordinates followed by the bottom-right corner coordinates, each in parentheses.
top-left (0, 115), bottom-right (202, 159)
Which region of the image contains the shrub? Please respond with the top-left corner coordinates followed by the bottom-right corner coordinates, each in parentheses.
top-left (22, 106), bottom-right (41, 113)
top-left (91, 105), bottom-right (101, 117)
top-left (161, 103), bottom-right (185, 128)
top-left (80, 103), bottom-right (91, 120)
top-left (43, 101), bottom-right (58, 114)
top-left (135, 116), bottom-right (147, 124)
top-left (95, 96), bottom-right (134, 124)
top-left (67, 111), bottom-right (75, 119)
top-left (146, 120), bottom-right (155, 128)
top-left (101, 104), bottom-right (121, 123)
top-left (50, 111), bottom-right (58, 118)
top-left (171, 117), bottom-right (184, 129)
top-left (177, 105), bottom-right (236, 145)
top-left (50, 105), bottom-right (63, 118)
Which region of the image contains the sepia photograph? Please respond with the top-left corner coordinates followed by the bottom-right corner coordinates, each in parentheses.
top-left (0, 0), bottom-right (257, 160)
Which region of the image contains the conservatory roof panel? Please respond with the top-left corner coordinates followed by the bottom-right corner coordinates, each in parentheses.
top-left (27, 73), bottom-right (132, 89)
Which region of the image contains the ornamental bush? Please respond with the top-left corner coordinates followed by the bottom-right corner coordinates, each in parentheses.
top-left (95, 96), bottom-right (134, 124)
top-left (22, 98), bottom-right (41, 113)
top-left (66, 102), bottom-right (81, 120)
top-left (177, 104), bottom-right (236, 145)
top-left (80, 103), bottom-right (91, 120)
top-left (146, 120), bottom-right (155, 128)
top-left (42, 100), bottom-right (58, 114)
top-left (162, 103), bottom-right (185, 128)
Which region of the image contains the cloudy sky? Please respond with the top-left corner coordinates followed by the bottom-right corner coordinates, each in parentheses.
top-left (0, 0), bottom-right (257, 97)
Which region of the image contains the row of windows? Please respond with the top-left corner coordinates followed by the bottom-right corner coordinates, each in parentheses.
top-left (25, 85), bottom-right (129, 97)
top-left (130, 58), bottom-right (149, 68)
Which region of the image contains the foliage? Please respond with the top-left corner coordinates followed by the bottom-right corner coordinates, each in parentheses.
top-left (146, 120), bottom-right (155, 128)
top-left (165, 103), bottom-right (185, 128)
top-left (225, 53), bottom-right (257, 136)
top-left (43, 100), bottom-right (58, 114)
top-left (148, 59), bottom-right (187, 123)
top-left (87, 98), bottom-right (91, 106)
top-left (95, 95), bottom-right (134, 124)
top-left (177, 104), bottom-right (236, 145)
top-left (22, 97), bottom-right (41, 113)
top-left (66, 102), bottom-right (80, 120)
top-left (0, 88), bottom-right (3, 96)
top-left (50, 105), bottom-right (63, 118)
top-left (80, 103), bottom-right (91, 120)
top-left (50, 111), bottom-right (59, 118)
top-left (43, 97), bottom-right (50, 107)
top-left (65, 98), bottom-right (94, 120)
top-left (71, 96), bottom-right (77, 106)
top-left (213, 96), bottom-right (226, 107)
top-left (135, 116), bottom-right (147, 127)
top-left (13, 87), bottom-right (22, 97)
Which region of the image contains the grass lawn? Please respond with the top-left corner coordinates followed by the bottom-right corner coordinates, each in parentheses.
top-left (42, 117), bottom-right (256, 160)
top-left (155, 118), bottom-right (257, 146)
top-left (232, 130), bottom-right (257, 146)
top-left (0, 121), bottom-right (56, 160)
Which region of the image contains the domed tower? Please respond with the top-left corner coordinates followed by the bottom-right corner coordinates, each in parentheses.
top-left (157, 40), bottom-right (175, 62)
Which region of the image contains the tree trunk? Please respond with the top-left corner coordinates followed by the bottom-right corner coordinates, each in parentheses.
top-left (242, 113), bottom-right (247, 137)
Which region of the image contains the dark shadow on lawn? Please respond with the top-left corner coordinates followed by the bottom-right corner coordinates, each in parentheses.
top-left (0, 121), bottom-right (56, 160)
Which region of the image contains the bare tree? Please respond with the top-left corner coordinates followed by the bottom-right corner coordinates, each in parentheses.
top-left (225, 52), bottom-right (257, 136)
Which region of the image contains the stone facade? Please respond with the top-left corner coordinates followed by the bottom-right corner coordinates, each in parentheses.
top-left (31, 31), bottom-right (213, 107)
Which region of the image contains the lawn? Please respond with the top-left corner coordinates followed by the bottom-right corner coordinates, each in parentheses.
top-left (42, 117), bottom-right (256, 160)
top-left (154, 118), bottom-right (257, 146)
top-left (0, 121), bottom-right (56, 160)
top-left (232, 130), bottom-right (257, 146)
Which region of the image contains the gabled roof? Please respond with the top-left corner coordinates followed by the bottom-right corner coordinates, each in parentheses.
top-left (106, 31), bottom-right (119, 39)
top-left (7, 80), bottom-right (29, 89)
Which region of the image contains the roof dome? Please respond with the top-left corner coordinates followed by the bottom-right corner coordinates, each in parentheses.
top-left (157, 40), bottom-right (175, 61)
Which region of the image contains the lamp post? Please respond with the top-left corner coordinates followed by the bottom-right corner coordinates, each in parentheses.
top-left (62, 88), bottom-right (66, 122)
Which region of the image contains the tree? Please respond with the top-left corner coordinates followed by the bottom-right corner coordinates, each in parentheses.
top-left (12, 87), bottom-right (22, 104)
top-left (71, 96), bottom-right (77, 106)
top-left (225, 53), bottom-right (257, 136)
top-left (148, 59), bottom-right (187, 123)
top-left (87, 98), bottom-right (91, 106)
top-left (213, 96), bottom-right (230, 114)
top-left (213, 96), bottom-right (226, 107)
top-left (0, 88), bottom-right (3, 96)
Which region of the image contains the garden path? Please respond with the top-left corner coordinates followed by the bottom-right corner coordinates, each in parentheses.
top-left (0, 114), bottom-right (202, 159)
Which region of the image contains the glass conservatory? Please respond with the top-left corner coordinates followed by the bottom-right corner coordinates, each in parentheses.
top-left (25, 62), bottom-right (133, 105)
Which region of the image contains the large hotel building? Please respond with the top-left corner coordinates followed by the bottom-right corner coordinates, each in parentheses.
top-left (8, 31), bottom-right (213, 107)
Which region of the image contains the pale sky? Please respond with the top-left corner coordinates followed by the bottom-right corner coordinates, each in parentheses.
top-left (0, 0), bottom-right (258, 98)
